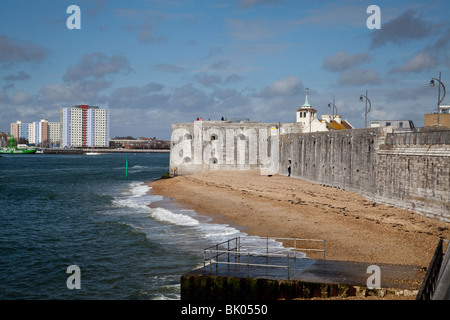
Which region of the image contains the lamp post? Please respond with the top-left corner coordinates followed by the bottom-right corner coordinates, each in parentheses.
top-left (328, 99), bottom-right (338, 130)
top-left (430, 72), bottom-right (446, 126)
top-left (360, 90), bottom-right (371, 128)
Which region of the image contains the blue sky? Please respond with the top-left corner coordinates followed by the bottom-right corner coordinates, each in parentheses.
top-left (1, 0), bottom-right (449, 139)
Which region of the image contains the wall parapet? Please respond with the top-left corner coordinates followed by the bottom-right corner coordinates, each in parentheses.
top-left (385, 130), bottom-right (450, 145)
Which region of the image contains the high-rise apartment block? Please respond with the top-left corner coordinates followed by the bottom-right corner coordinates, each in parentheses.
top-left (60, 105), bottom-right (110, 148)
top-left (10, 119), bottom-right (60, 147)
top-left (10, 105), bottom-right (109, 148)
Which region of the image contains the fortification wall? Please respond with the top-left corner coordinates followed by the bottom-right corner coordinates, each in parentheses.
top-left (278, 127), bottom-right (390, 196)
top-left (374, 145), bottom-right (449, 222)
top-left (279, 128), bottom-right (450, 222)
top-left (169, 121), bottom-right (301, 176)
top-left (169, 121), bottom-right (449, 222)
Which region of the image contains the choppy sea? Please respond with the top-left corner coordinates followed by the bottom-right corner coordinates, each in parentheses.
top-left (0, 152), bottom-right (284, 300)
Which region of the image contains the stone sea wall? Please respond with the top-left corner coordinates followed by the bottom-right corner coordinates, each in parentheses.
top-left (278, 128), bottom-right (449, 222)
top-left (169, 121), bottom-right (449, 222)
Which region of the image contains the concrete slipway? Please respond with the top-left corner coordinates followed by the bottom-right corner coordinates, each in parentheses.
top-left (181, 255), bottom-right (425, 300)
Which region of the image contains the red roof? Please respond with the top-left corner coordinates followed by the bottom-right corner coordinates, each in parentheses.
top-left (341, 120), bottom-right (353, 129)
top-left (297, 108), bottom-right (317, 112)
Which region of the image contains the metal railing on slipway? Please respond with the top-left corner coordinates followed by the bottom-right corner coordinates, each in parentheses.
top-left (385, 130), bottom-right (450, 145)
top-left (416, 239), bottom-right (449, 300)
top-left (203, 236), bottom-right (325, 280)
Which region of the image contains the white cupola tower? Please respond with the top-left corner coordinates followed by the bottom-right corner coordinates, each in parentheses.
top-left (296, 88), bottom-right (319, 132)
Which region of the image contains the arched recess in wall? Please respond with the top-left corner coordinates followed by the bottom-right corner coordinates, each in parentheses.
top-left (238, 134), bottom-right (246, 140)
top-left (184, 133), bottom-right (192, 140)
top-left (209, 157), bottom-right (218, 164)
top-left (183, 157), bottom-right (191, 163)
top-left (211, 134), bottom-right (218, 141)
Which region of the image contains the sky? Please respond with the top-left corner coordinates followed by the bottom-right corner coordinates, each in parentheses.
top-left (0, 0), bottom-right (449, 140)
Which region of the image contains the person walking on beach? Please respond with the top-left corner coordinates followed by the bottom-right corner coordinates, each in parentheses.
top-left (288, 160), bottom-right (291, 177)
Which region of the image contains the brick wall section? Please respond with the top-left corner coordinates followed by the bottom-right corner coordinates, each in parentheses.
top-left (424, 114), bottom-right (450, 128)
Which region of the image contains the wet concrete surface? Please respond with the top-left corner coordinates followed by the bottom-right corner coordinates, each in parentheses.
top-left (193, 254), bottom-right (424, 290)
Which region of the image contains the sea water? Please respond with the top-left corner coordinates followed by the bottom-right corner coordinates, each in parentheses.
top-left (0, 153), bottom-right (287, 300)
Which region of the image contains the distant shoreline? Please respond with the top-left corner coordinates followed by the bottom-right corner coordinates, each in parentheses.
top-left (33, 148), bottom-right (170, 154)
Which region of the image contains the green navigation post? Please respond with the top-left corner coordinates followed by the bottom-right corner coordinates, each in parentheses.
top-left (125, 154), bottom-right (129, 178)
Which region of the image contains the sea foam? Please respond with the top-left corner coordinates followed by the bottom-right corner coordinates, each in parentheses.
top-left (149, 207), bottom-right (200, 226)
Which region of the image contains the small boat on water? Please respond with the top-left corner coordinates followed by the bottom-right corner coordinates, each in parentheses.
top-left (0, 135), bottom-right (37, 154)
top-left (85, 151), bottom-right (102, 155)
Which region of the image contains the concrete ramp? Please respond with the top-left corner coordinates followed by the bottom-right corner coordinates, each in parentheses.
top-left (181, 258), bottom-right (424, 300)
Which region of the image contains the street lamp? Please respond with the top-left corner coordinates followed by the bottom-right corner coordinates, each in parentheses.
top-left (359, 90), bottom-right (371, 128)
top-left (328, 99), bottom-right (338, 130)
top-left (430, 72), bottom-right (446, 126)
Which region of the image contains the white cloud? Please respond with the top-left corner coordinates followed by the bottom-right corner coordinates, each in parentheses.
top-left (389, 51), bottom-right (437, 74)
top-left (195, 74), bottom-right (222, 87)
top-left (124, 16), bottom-right (166, 44)
top-left (322, 52), bottom-right (372, 72)
top-left (63, 53), bottom-right (133, 82)
top-left (0, 35), bottom-right (47, 64)
top-left (296, 4), bottom-right (365, 28)
top-left (337, 68), bottom-right (381, 87)
top-left (40, 80), bottom-right (110, 104)
top-left (370, 9), bottom-right (432, 48)
top-left (3, 70), bottom-right (31, 81)
top-left (227, 18), bottom-right (290, 41)
top-left (11, 90), bottom-right (32, 105)
top-left (153, 63), bottom-right (186, 73)
top-left (258, 76), bottom-right (304, 97)
top-left (238, 0), bottom-right (285, 8)
top-left (388, 26), bottom-right (450, 74)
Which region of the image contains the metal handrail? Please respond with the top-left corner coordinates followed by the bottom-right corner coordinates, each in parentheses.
top-left (203, 236), bottom-right (326, 280)
top-left (416, 239), bottom-right (447, 300)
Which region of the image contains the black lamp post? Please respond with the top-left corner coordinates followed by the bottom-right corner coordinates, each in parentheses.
top-left (430, 72), bottom-right (446, 126)
top-left (327, 99), bottom-right (338, 130)
top-left (359, 90), bottom-right (371, 128)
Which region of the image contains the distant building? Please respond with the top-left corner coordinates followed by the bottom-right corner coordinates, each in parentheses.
top-left (370, 120), bottom-right (415, 130)
top-left (0, 132), bottom-right (8, 147)
top-left (48, 121), bottom-right (61, 147)
top-left (424, 106), bottom-right (450, 128)
top-left (10, 120), bottom-right (30, 141)
top-left (30, 119), bottom-right (49, 146)
top-left (10, 121), bottom-right (21, 140)
top-left (321, 114), bottom-right (354, 130)
top-left (27, 121), bottom-right (37, 144)
top-left (109, 137), bottom-right (170, 149)
top-left (296, 89), bottom-right (353, 132)
top-left (60, 105), bottom-right (110, 148)
top-left (10, 119), bottom-right (57, 146)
